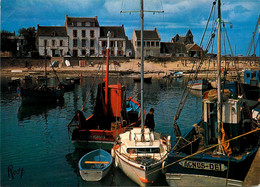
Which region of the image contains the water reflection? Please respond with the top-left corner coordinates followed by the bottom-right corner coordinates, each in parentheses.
top-left (17, 101), bottom-right (64, 122)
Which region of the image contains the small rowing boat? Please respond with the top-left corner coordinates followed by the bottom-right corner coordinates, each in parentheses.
top-left (78, 149), bottom-right (112, 181)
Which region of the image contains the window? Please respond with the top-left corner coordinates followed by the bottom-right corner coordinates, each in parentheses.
top-left (82, 30), bottom-right (86, 37)
top-left (90, 49), bottom-right (95, 56)
top-left (126, 148), bottom-right (160, 153)
top-left (90, 30), bottom-right (95, 38)
top-left (110, 41), bottom-right (115, 47)
top-left (137, 41), bottom-right (141, 47)
top-left (246, 73), bottom-right (250, 79)
top-left (73, 50), bottom-right (78, 57)
top-left (151, 41), bottom-right (154, 46)
top-left (90, 39), bottom-right (95, 47)
top-left (60, 40), bottom-right (63, 47)
top-left (73, 39), bottom-right (77, 47)
top-left (44, 49), bottom-right (47, 55)
top-left (90, 22), bottom-right (95, 27)
top-left (73, 30), bottom-right (77, 37)
top-left (44, 40), bottom-right (48, 47)
top-left (82, 49), bottom-right (86, 56)
top-left (82, 22), bottom-right (85, 27)
top-left (60, 49), bottom-right (63, 56)
top-left (102, 41), bottom-right (107, 47)
top-left (82, 39), bottom-right (86, 47)
top-left (156, 42), bottom-right (159, 47)
top-left (147, 41), bottom-right (150, 47)
top-left (52, 40), bottom-right (55, 47)
top-left (72, 22), bottom-right (77, 26)
top-left (143, 42), bottom-right (145, 47)
top-left (118, 41), bottom-right (123, 47)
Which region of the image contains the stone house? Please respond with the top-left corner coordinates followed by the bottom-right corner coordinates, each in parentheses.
top-left (160, 42), bottom-right (187, 57)
top-left (65, 15), bottom-right (100, 57)
top-left (36, 25), bottom-right (69, 57)
top-left (131, 28), bottom-right (161, 58)
top-left (171, 29), bottom-right (194, 45)
top-left (99, 25), bottom-right (127, 57)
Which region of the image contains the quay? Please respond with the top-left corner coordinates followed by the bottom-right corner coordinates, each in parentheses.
top-left (243, 147), bottom-right (260, 186)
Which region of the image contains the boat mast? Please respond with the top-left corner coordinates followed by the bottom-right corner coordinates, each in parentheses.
top-left (217, 0), bottom-right (223, 154)
top-left (105, 31), bottom-right (111, 107)
top-left (44, 44), bottom-right (47, 86)
top-left (140, 0), bottom-right (145, 141)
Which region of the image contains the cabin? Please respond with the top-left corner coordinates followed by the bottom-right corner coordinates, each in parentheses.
top-left (244, 70), bottom-right (259, 87)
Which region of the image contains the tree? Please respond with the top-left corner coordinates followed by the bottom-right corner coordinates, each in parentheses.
top-left (0, 30), bottom-right (17, 55)
top-left (18, 27), bottom-right (36, 55)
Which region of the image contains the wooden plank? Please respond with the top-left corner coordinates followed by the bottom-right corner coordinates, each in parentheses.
top-left (243, 147), bottom-right (260, 186)
top-left (84, 161), bottom-right (109, 164)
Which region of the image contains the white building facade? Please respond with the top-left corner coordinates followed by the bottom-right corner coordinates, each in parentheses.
top-left (36, 25), bottom-right (69, 57)
top-left (98, 26), bottom-right (127, 57)
top-left (65, 15), bottom-right (100, 57)
top-left (131, 28), bottom-right (161, 58)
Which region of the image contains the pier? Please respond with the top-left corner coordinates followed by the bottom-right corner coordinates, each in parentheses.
top-left (243, 147), bottom-right (260, 186)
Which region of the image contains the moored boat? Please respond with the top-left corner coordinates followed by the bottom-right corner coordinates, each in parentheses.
top-left (78, 149), bottom-right (112, 181)
top-left (187, 79), bottom-right (209, 90)
top-left (165, 1), bottom-right (260, 186)
top-left (68, 32), bottom-right (141, 150)
top-left (113, 127), bottom-right (171, 186)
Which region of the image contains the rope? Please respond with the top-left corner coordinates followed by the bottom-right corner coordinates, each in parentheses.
top-left (147, 127), bottom-right (260, 176)
top-left (81, 63), bottom-right (102, 111)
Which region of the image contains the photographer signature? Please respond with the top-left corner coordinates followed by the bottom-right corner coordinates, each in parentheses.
top-left (8, 165), bottom-right (24, 180)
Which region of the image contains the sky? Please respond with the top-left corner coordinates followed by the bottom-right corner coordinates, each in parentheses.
top-left (1, 0), bottom-right (260, 56)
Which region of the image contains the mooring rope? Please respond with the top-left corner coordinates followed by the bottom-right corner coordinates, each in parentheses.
top-left (147, 127), bottom-right (260, 176)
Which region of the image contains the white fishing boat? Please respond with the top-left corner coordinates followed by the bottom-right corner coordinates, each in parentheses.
top-left (112, 127), bottom-right (171, 186)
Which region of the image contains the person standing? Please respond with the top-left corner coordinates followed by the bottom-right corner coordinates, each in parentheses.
top-left (145, 108), bottom-right (155, 131)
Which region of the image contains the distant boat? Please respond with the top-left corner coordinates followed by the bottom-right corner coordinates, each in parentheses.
top-left (60, 79), bottom-right (75, 92)
top-left (187, 79), bottom-right (209, 90)
top-left (163, 71), bottom-right (184, 79)
top-left (133, 76), bottom-right (152, 83)
top-left (78, 149), bottom-right (112, 181)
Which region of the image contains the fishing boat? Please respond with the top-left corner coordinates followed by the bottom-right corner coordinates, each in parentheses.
top-left (187, 79), bottom-right (209, 90)
top-left (112, 1), bottom-right (170, 186)
top-left (68, 32), bottom-right (141, 150)
top-left (112, 127), bottom-right (171, 186)
top-left (172, 71), bottom-right (184, 78)
top-left (78, 149), bottom-right (112, 181)
top-left (165, 1), bottom-right (260, 186)
top-left (59, 78), bottom-right (75, 92)
top-left (20, 54), bottom-right (64, 105)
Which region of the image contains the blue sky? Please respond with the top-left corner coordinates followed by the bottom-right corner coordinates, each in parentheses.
top-left (1, 0), bottom-right (259, 56)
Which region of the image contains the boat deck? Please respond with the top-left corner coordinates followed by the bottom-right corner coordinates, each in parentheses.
top-left (243, 147), bottom-right (260, 186)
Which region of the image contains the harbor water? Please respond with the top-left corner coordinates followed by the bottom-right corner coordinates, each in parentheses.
top-left (1, 76), bottom-right (202, 186)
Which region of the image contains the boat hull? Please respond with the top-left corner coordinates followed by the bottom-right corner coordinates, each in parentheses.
top-left (166, 147), bottom-right (258, 186)
top-left (115, 151), bottom-right (164, 186)
top-left (166, 173), bottom-right (243, 186)
top-left (188, 79), bottom-right (209, 90)
top-left (72, 140), bottom-right (114, 150)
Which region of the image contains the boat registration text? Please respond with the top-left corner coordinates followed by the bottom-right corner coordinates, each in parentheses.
top-left (179, 160), bottom-right (227, 171)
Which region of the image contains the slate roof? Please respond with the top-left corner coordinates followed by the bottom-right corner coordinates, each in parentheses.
top-left (160, 42), bottom-right (186, 53)
top-left (37, 26), bottom-right (67, 37)
top-left (134, 29), bottom-right (160, 40)
top-left (99, 26), bottom-right (126, 38)
top-left (66, 16), bottom-right (99, 27)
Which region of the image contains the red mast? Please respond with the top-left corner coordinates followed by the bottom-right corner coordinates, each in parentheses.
top-left (105, 31), bottom-right (111, 107)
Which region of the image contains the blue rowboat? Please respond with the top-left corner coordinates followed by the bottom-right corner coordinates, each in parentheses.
top-left (78, 149), bottom-right (112, 181)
